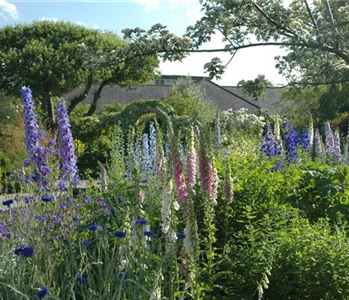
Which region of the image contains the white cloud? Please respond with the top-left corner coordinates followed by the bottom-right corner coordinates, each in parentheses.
top-left (131, 0), bottom-right (159, 12)
top-left (92, 23), bottom-right (99, 30)
top-left (76, 20), bottom-right (87, 26)
top-left (40, 16), bottom-right (58, 22)
top-left (185, 1), bottom-right (203, 23)
top-left (0, 0), bottom-right (19, 20)
top-left (160, 32), bottom-right (287, 86)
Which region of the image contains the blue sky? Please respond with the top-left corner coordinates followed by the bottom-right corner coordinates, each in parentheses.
top-left (0, 0), bottom-right (287, 86)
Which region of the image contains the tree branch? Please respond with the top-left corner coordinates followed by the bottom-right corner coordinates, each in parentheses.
top-left (303, 0), bottom-right (320, 35)
top-left (267, 78), bottom-right (349, 89)
top-left (67, 72), bottom-right (93, 115)
top-left (322, 0), bottom-right (339, 49)
top-left (84, 79), bottom-right (110, 117)
top-left (252, 2), bottom-right (303, 40)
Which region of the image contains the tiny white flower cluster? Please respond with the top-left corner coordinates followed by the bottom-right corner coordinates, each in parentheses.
top-left (223, 108), bottom-right (266, 128)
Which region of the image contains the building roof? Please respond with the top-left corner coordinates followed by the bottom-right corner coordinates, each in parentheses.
top-left (222, 86), bottom-right (283, 113)
top-left (65, 76), bottom-right (282, 113)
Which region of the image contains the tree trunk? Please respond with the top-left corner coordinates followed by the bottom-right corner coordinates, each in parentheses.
top-left (67, 73), bottom-right (94, 115)
top-left (84, 79), bottom-right (109, 117)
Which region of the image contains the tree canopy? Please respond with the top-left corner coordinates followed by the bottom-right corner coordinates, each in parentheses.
top-left (0, 21), bottom-right (159, 129)
top-left (185, 0), bottom-right (349, 85)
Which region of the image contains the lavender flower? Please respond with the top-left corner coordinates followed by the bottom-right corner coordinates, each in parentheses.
top-left (57, 101), bottom-right (79, 190)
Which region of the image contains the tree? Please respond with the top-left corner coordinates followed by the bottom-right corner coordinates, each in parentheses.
top-left (238, 75), bottom-right (272, 100)
top-left (281, 84), bottom-right (349, 128)
top-left (0, 21), bottom-right (159, 129)
top-left (163, 77), bottom-right (215, 124)
top-left (183, 0), bottom-right (349, 85)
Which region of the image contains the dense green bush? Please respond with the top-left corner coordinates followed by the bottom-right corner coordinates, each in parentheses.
top-left (223, 211), bottom-right (349, 299)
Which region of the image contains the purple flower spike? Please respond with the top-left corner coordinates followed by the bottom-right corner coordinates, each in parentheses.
top-left (21, 87), bottom-right (39, 154)
top-left (57, 101), bottom-right (79, 189)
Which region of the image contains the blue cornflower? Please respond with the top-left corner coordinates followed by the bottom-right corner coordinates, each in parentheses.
top-left (144, 230), bottom-right (155, 237)
top-left (122, 201), bottom-right (128, 206)
top-left (114, 231), bottom-right (126, 238)
top-left (3, 199), bottom-right (14, 207)
top-left (14, 248), bottom-right (23, 256)
top-left (135, 219), bottom-right (147, 226)
top-left (81, 240), bottom-right (91, 246)
top-left (118, 272), bottom-right (128, 280)
top-left (41, 196), bottom-right (54, 203)
top-left (177, 233), bottom-right (186, 239)
top-left (117, 195), bottom-right (124, 201)
top-left (36, 286), bottom-right (48, 299)
top-left (22, 246), bottom-right (34, 258)
top-left (76, 274), bottom-right (88, 285)
top-left (88, 225), bottom-right (99, 231)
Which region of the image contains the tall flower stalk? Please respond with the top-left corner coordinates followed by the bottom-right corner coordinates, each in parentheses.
top-left (57, 101), bottom-right (79, 190)
top-left (21, 87), bottom-right (39, 154)
top-left (149, 122), bottom-right (157, 173)
top-left (187, 127), bottom-right (197, 188)
top-left (284, 122), bottom-right (298, 165)
top-left (325, 121), bottom-right (334, 156)
top-left (333, 129), bottom-right (342, 164)
top-left (215, 116), bottom-right (221, 151)
top-left (314, 129), bottom-right (324, 160)
top-left (21, 86), bottom-right (50, 190)
top-left (223, 167), bottom-right (234, 203)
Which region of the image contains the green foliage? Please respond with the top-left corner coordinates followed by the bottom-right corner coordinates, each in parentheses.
top-left (186, 1), bottom-right (349, 84)
top-left (101, 99), bottom-right (174, 135)
top-left (0, 21), bottom-right (159, 127)
top-left (69, 104), bottom-right (117, 176)
top-left (0, 92), bottom-right (27, 173)
top-left (281, 83), bottom-right (349, 129)
top-left (238, 74), bottom-right (272, 100)
top-left (223, 209), bottom-right (349, 299)
top-left (163, 77), bottom-right (216, 125)
top-left (0, 21), bottom-right (121, 98)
